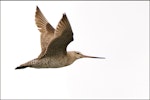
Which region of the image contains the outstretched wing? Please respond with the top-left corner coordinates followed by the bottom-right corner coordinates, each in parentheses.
top-left (40, 13), bottom-right (74, 58)
top-left (35, 6), bottom-right (55, 58)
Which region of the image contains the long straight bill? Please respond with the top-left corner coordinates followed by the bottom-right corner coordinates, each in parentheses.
top-left (83, 55), bottom-right (105, 59)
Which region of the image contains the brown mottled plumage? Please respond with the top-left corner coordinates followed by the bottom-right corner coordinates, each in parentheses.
top-left (15, 6), bottom-right (105, 69)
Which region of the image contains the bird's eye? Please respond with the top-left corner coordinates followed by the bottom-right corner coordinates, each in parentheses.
top-left (76, 52), bottom-right (80, 54)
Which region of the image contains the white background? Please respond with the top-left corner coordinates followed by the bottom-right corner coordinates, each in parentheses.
top-left (1, 1), bottom-right (149, 99)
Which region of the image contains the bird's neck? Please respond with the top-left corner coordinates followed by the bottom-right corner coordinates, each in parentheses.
top-left (66, 52), bottom-right (77, 65)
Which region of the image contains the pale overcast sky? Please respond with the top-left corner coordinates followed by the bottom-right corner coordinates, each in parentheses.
top-left (1, 1), bottom-right (149, 99)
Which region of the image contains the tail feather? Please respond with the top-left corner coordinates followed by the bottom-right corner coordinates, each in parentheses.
top-left (15, 66), bottom-right (28, 70)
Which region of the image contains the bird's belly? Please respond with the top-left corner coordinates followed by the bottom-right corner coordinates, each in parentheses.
top-left (32, 57), bottom-right (68, 68)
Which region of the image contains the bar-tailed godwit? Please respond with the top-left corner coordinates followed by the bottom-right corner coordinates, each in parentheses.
top-left (15, 6), bottom-right (105, 69)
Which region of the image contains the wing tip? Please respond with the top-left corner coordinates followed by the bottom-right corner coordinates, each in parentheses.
top-left (63, 13), bottom-right (67, 17)
top-left (36, 6), bottom-right (39, 13)
top-left (36, 5), bottom-right (39, 9)
top-left (63, 13), bottom-right (66, 15)
top-left (62, 13), bottom-right (68, 21)
top-left (35, 6), bottom-right (41, 18)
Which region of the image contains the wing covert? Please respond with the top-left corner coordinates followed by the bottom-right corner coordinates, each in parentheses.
top-left (41, 13), bottom-right (74, 58)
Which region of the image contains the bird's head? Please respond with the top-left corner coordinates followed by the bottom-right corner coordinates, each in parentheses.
top-left (72, 51), bottom-right (105, 59)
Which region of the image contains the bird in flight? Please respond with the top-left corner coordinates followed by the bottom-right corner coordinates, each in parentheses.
top-left (15, 6), bottom-right (105, 69)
